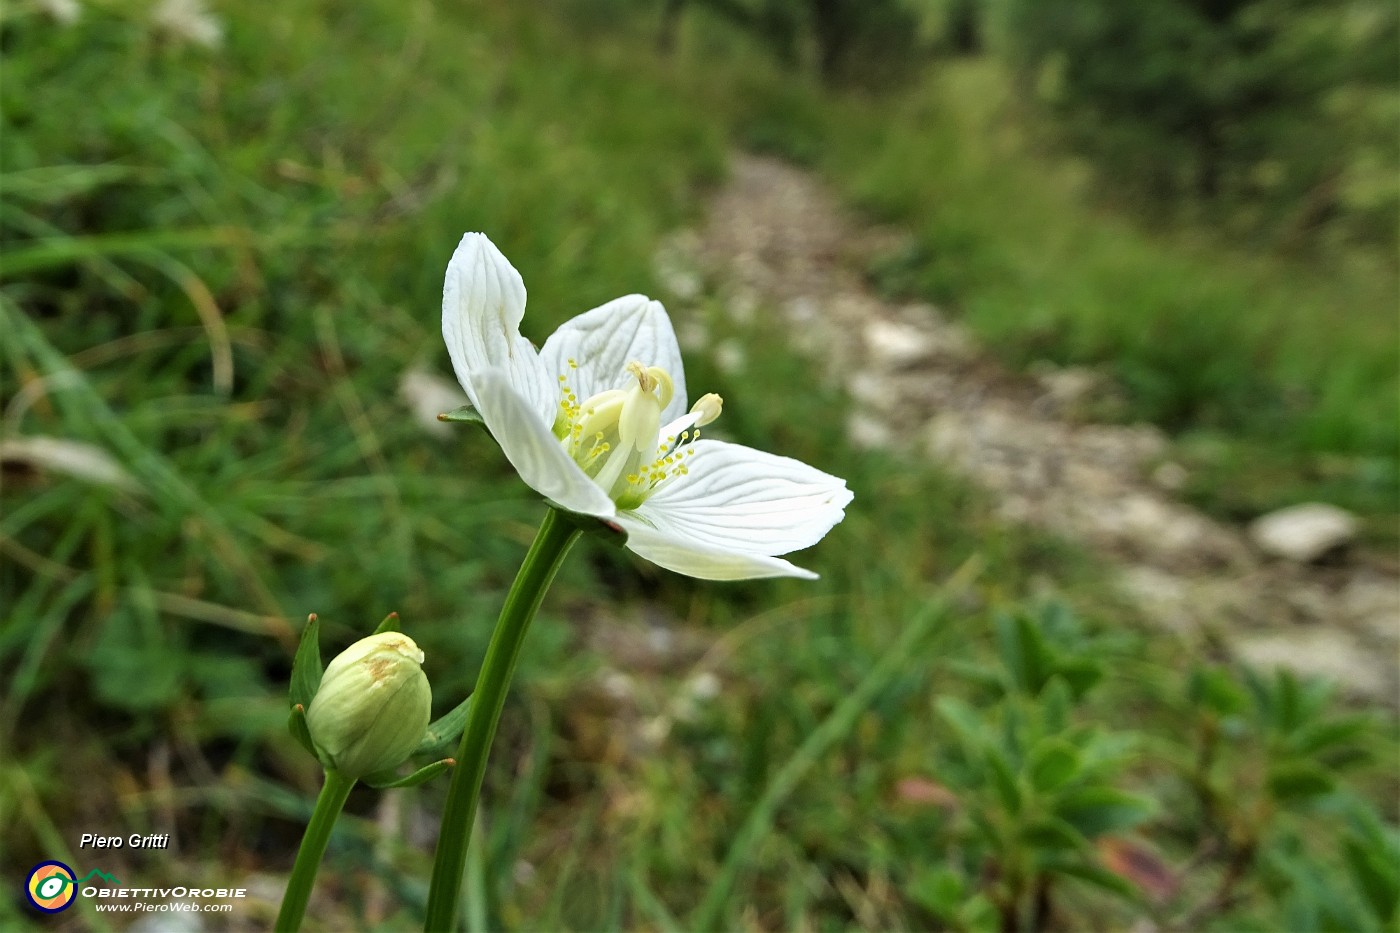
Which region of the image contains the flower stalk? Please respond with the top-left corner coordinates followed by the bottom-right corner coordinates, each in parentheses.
top-left (423, 507), bottom-right (582, 932)
top-left (274, 768), bottom-right (356, 933)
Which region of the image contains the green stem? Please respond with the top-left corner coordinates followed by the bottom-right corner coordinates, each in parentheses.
top-left (275, 769), bottom-right (356, 933)
top-left (424, 508), bottom-right (581, 932)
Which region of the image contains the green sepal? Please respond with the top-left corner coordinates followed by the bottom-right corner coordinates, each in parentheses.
top-left (288, 703), bottom-right (317, 756)
top-left (438, 405), bottom-right (485, 426)
top-left (553, 506), bottom-right (629, 547)
top-left (289, 704), bottom-right (333, 769)
top-left (289, 613), bottom-right (323, 709)
top-left (362, 758), bottom-right (455, 789)
top-left (372, 612), bottom-right (401, 635)
top-left (415, 695), bottom-right (474, 758)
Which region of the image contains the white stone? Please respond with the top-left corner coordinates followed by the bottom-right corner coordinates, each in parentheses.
top-left (713, 340), bottom-right (746, 374)
top-left (1035, 365), bottom-right (1102, 412)
top-left (864, 319), bottom-right (937, 367)
top-left (1233, 629), bottom-right (1388, 698)
top-left (398, 369), bottom-right (469, 438)
top-left (1249, 503), bottom-right (1358, 562)
top-left (1152, 461), bottom-right (1189, 491)
top-left (846, 412), bottom-right (896, 450)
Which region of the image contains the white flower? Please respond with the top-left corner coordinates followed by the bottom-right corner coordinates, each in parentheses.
top-left (442, 233), bottom-right (852, 580)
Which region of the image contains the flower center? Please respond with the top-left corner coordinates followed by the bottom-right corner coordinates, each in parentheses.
top-left (555, 360), bottom-right (722, 509)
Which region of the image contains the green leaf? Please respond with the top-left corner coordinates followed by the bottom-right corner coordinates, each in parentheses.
top-left (372, 612), bottom-right (401, 635)
top-left (1045, 858), bottom-right (1141, 903)
top-left (1188, 665), bottom-right (1247, 717)
top-left (936, 696), bottom-right (986, 755)
top-left (289, 613), bottom-right (323, 710)
top-left (416, 695), bottom-right (474, 757)
top-left (1022, 816), bottom-right (1088, 852)
top-left (1028, 739), bottom-right (1082, 794)
top-left (85, 604), bottom-right (183, 711)
top-left (1267, 762), bottom-right (1337, 803)
top-left (946, 658), bottom-right (1005, 692)
top-left (1054, 657), bottom-right (1104, 699)
top-left (961, 893), bottom-right (1000, 933)
top-left (1343, 831), bottom-right (1400, 922)
top-left (985, 747), bottom-right (1023, 815)
top-left (1285, 715), bottom-right (1372, 758)
top-left (997, 611), bottom-right (1054, 695)
top-left (1274, 669), bottom-right (1304, 733)
top-left (363, 758), bottom-right (455, 789)
top-left (906, 867), bottom-right (965, 918)
top-left (437, 404), bottom-right (485, 425)
top-left (0, 225), bottom-right (264, 278)
top-left (1041, 677), bottom-right (1073, 734)
top-left (1055, 786), bottom-right (1155, 836)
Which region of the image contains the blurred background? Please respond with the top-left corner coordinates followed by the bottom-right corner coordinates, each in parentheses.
top-left (2, 0), bottom-right (1397, 930)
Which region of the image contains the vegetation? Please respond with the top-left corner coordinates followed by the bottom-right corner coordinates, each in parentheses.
top-left (1, 0), bottom-right (1394, 930)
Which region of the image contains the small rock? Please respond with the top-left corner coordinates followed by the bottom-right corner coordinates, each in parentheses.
top-left (399, 369), bottom-right (469, 438)
top-left (846, 412), bottom-right (896, 450)
top-left (727, 289), bottom-right (758, 324)
top-left (1152, 462), bottom-right (1189, 492)
top-left (652, 232), bottom-right (704, 300)
top-left (785, 296), bottom-right (819, 325)
top-left (1249, 503), bottom-right (1358, 563)
top-left (1233, 629), bottom-right (1388, 698)
top-left (1116, 566), bottom-right (1200, 635)
top-left (1340, 574), bottom-right (1400, 648)
top-left (923, 413), bottom-right (971, 462)
top-left (712, 339), bottom-right (745, 374)
top-left (847, 372), bottom-right (901, 413)
top-left (864, 319), bottom-right (937, 368)
top-left (677, 319), bottom-right (709, 351)
top-left (1033, 364), bottom-right (1103, 415)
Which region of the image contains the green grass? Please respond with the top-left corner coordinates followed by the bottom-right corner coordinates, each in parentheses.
top-left (2, 2), bottom-right (1396, 931)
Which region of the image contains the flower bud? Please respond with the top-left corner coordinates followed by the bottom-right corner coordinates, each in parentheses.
top-left (305, 632), bottom-right (431, 779)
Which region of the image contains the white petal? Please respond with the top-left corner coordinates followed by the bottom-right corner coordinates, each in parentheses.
top-left (540, 295), bottom-right (688, 423)
top-left (632, 440), bottom-right (852, 556)
top-left (658, 411), bottom-right (703, 446)
top-left (614, 514), bottom-right (817, 580)
top-left (471, 369), bottom-right (617, 519)
top-left (442, 233), bottom-right (556, 424)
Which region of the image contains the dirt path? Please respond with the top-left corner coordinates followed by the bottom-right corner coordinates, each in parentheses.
top-left (662, 153), bottom-right (1398, 703)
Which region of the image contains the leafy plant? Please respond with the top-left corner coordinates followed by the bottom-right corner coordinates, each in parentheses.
top-left (909, 604), bottom-right (1154, 930)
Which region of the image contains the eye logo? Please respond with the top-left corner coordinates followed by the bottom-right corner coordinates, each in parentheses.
top-left (24, 863), bottom-right (120, 913)
top-left (26, 862), bottom-right (77, 913)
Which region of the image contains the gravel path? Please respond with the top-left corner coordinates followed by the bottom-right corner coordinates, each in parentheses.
top-left (661, 153), bottom-right (1398, 703)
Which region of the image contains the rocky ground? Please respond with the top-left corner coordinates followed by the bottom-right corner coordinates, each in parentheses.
top-left (657, 153), bottom-right (1398, 704)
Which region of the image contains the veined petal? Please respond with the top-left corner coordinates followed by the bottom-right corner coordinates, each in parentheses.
top-left (540, 295), bottom-right (688, 423)
top-left (442, 233), bottom-right (556, 424)
top-left (614, 514), bottom-right (817, 580)
top-left (632, 440), bottom-right (853, 556)
top-left (472, 368), bottom-right (617, 519)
